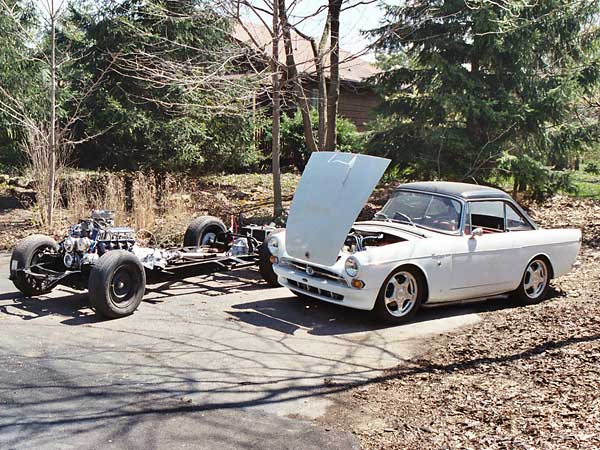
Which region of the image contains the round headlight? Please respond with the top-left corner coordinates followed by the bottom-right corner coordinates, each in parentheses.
top-left (63, 236), bottom-right (75, 252)
top-left (345, 256), bottom-right (359, 277)
top-left (267, 236), bottom-right (280, 256)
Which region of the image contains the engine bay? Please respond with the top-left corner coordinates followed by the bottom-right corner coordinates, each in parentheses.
top-left (342, 229), bottom-right (406, 253)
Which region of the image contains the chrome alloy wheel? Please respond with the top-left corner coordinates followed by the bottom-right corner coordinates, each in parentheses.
top-left (384, 271), bottom-right (418, 317)
top-left (524, 259), bottom-right (548, 299)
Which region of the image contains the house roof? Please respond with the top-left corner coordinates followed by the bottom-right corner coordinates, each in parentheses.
top-left (395, 181), bottom-right (512, 200)
top-left (232, 22), bottom-right (378, 83)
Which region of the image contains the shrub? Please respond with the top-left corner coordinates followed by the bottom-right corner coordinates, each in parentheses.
top-left (498, 152), bottom-right (576, 200)
top-left (584, 161), bottom-right (600, 175)
top-left (278, 109), bottom-right (365, 170)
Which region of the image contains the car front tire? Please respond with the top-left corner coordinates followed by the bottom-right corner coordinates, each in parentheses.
top-left (258, 240), bottom-right (280, 287)
top-left (10, 234), bottom-right (59, 296)
top-left (373, 266), bottom-right (425, 324)
top-left (89, 250), bottom-right (146, 319)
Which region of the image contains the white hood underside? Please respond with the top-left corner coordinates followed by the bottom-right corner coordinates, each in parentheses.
top-left (285, 152), bottom-right (390, 266)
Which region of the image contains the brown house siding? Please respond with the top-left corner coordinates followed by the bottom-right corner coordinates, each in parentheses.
top-left (338, 86), bottom-right (380, 131)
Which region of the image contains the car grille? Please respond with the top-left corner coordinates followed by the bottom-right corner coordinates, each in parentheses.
top-left (287, 279), bottom-right (344, 301)
top-left (280, 259), bottom-right (346, 284)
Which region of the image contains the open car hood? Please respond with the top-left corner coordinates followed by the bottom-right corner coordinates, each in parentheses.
top-left (285, 152), bottom-right (390, 266)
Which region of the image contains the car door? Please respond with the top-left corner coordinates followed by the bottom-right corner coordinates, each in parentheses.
top-left (445, 200), bottom-right (519, 300)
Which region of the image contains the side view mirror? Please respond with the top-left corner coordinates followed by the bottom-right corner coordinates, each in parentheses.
top-left (470, 227), bottom-right (484, 238)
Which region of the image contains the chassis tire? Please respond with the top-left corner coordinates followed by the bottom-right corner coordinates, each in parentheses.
top-left (10, 234), bottom-right (59, 296)
top-left (513, 257), bottom-right (551, 305)
top-left (89, 250), bottom-right (146, 319)
top-left (258, 240), bottom-right (280, 287)
top-left (373, 266), bottom-right (425, 325)
top-left (183, 216), bottom-right (227, 247)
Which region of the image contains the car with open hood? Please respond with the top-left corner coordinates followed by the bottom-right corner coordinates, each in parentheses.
top-left (265, 152), bottom-right (582, 324)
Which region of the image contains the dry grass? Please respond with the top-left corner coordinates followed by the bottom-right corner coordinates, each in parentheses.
top-left (55, 171), bottom-right (198, 247)
top-left (132, 172), bottom-right (157, 232)
top-left (104, 175), bottom-right (127, 225)
top-left (1, 171), bottom-right (300, 249)
top-left (21, 125), bottom-right (72, 228)
top-left (61, 172), bottom-right (128, 226)
top-left (152, 173), bottom-right (195, 246)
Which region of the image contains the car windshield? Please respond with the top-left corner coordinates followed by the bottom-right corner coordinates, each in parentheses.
top-left (375, 191), bottom-right (462, 233)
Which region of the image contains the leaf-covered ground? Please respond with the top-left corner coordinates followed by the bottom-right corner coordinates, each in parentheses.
top-left (321, 196), bottom-right (600, 449)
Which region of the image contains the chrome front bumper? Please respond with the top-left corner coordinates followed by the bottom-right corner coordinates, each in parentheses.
top-left (273, 262), bottom-right (378, 311)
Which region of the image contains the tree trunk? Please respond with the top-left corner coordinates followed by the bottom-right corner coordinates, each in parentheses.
top-left (325, 0), bottom-right (342, 151)
top-left (292, 21), bottom-right (330, 151)
top-left (278, 0), bottom-right (318, 155)
top-left (48, 0), bottom-right (56, 227)
top-left (272, 0), bottom-right (283, 219)
top-left (317, 13), bottom-right (330, 150)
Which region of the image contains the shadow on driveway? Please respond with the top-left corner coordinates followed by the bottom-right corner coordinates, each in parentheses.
top-left (228, 285), bottom-right (566, 336)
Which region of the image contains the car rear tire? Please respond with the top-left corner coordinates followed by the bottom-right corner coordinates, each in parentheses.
top-left (183, 216), bottom-right (227, 247)
top-left (10, 234), bottom-right (59, 296)
top-left (89, 250), bottom-right (146, 319)
top-left (513, 257), bottom-right (551, 305)
top-left (373, 266), bottom-right (425, 324)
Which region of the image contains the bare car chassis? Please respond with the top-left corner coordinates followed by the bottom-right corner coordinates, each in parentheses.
top-left (9, 211), bottom-right (279, 318)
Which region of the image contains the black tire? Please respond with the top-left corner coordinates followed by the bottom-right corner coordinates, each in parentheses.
top-left (373, 266), bottom-right (425, 324)
top-left (258, 240), bottom-right (280, 287)
top-left (10, 234), bottom-right (59, 296)
top-left (513, 257), bottom-right (551, 305)
top-left (183, 216), bottom-right (227, 247)
top-left (89, 250), bottom-right (146, 319)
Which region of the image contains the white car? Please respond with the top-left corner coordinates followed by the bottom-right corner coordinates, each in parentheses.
top-left (267, 152), bottom-right (581, 324)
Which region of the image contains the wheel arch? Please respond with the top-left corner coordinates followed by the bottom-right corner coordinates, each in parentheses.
top-left (387, 262), bottom-right (430, 304)
top-left (526, 253), bottom-right (555, 280)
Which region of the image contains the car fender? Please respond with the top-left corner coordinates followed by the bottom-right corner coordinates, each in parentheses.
top-left (357, 239), bottom-right (445, 305)
top-left (511, 228), bottom-right (581, 282)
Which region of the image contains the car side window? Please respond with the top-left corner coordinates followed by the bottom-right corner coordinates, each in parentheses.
top-left (469, 201), bottom-right (505, 232)
top-left (505, 203), bottom-right (533, 231)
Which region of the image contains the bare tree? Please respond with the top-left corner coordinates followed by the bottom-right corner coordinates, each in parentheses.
top-left (106, 1), bottom-right (281, 215)
top-left (228, 0), bottom-right (371, 158)
top-left (324, 0), bottom-right (342, 151)
top-left (278, 0), bottom-right (318, 154)
top-left (291, 19), bottom-right (330, 150)
top-left (0, 0), bottom-right (115, 227)
top-left (110, 3), bottom-right (269, 115)
top-left (272, 0), bottom-right (283, 217)
top-left (48, 0), bottom-right (57, 227)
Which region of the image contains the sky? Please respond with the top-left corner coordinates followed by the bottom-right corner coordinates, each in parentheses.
top-left (34, 0), bottom-right (396, 61)
top-left (286, 0), bottom-right (396, 60)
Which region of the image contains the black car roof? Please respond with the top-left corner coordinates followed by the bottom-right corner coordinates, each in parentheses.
top-left (395, 181), bottom-right (512, 200)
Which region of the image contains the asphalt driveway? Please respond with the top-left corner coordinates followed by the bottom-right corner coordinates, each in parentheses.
top-left (0, 253), bottom-right (481, 450)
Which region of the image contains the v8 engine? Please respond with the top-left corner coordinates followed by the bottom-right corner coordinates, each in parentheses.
top-left (61, 210), bottom-right (136, 270)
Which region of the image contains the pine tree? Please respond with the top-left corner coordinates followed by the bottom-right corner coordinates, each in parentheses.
top-left (0, 0), bottom-right (45, 172)
top-left (369, 0), bottom-right (600, 195)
